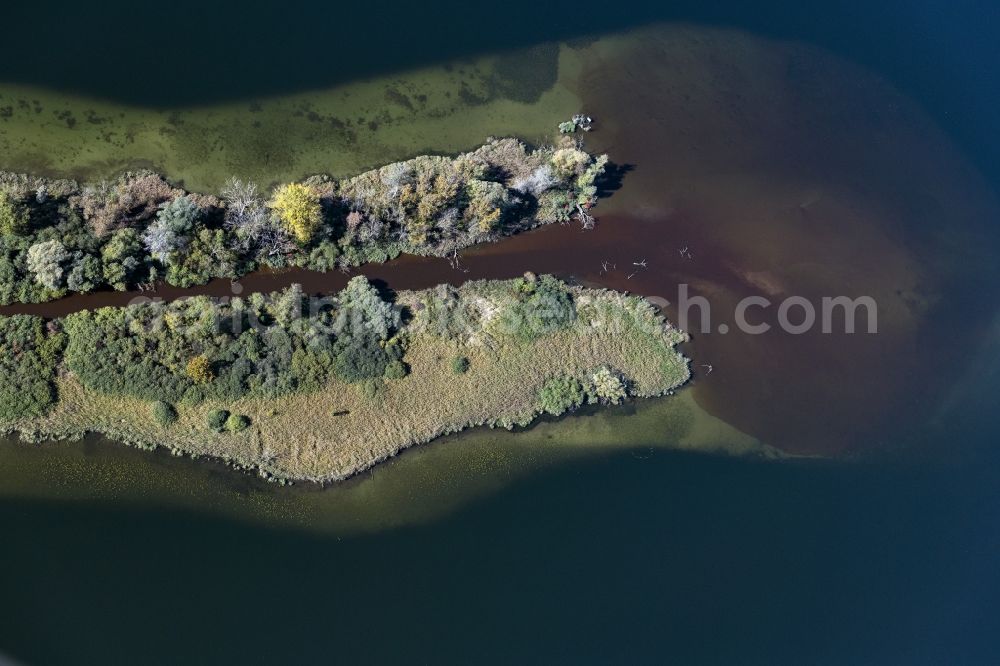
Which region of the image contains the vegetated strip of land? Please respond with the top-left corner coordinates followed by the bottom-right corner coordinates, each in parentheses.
top-left (1, 275), bottom-right (689, 483)
top-left (0, 136), bottom-right (606, 306)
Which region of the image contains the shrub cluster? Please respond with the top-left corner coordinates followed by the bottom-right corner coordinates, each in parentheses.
top-left (412, 272), bottom-right (578, 343)
top-left (501, 273), bottom-right (577, 340)
top-left (0, 138), bottom-right (608, 305)
top-left (63, 277), bottom-right (403, 405)
top-left (538, 367), bottom-right (630, 417)
top-left (204, 408), bottom-right (250, 433)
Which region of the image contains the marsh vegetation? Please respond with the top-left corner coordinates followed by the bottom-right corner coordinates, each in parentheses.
top-left (2, 274), bottom-right (689, 481)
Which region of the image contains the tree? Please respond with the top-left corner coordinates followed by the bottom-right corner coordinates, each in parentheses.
top-left (465, 180), bottom-right (508, 235)
top-left (0, 190), bottom-right (29, 236)
top-left (186, 355), bottom-right (215, 384)
top-left (66, 253), bottom-right (102, 293)
top-left (165, 228), bottom-right (238, 288)
top-left (220, 177), bottom-right (264, 244)
top-left (333, 337), bottom-right (394, 383)
top-left (143, 195), bottom-right (201, 261)
top-left (383, 360), bottom-right (408, 380)
top-left (81, 172), bottom-right (177, 237)
top-left (338, 276), bottom-right (398, 341)
top-left (27, 240), bottom-right (69, 290)
top-left (101, 228), bottom-right (144, 290)
top-left (550, 148), bottom-right (591, 179)
top-left (512, 165), bottom-right (558, 197)
top-left (222, 177), bottom-right (292, 257)
top-left (306, 241), bottom-right (340, 272)
top-left (268, 183), bottom-right (322, 244)
top-left (575, 154), bottom-right (608, 206)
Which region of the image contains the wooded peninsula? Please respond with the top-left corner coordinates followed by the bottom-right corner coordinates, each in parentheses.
top-left (0, 137), bottom-right (605, 305)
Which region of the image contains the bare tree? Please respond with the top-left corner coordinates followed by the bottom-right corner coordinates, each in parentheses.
top-left (512, 165), bottom-right (558, 197)
top-left (221, 177), bottom-right (293, 258)
top-left (358, 216), bottom-right (384, 244)
top-left (380, 162), bottom-right (412, 199)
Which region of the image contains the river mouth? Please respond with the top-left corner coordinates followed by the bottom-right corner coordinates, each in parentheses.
top-left (446, 25), bottom-right (1000, 458)
top-left (4, 25), bottom-right (997, 461)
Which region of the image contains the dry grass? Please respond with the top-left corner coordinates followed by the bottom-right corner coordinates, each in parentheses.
top-left (13, 283), bottom-right (689, 483)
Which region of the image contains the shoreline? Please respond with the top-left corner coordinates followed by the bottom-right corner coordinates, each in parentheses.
top-left (1, 391), bottom-right (788, 491)
top-left (0, 387), bottom-right (771, 534)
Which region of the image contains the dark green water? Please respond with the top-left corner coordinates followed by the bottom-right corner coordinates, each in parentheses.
top-left (2, 438), bottom-right (998, 664)
top-left (4, 0), bottom-right (998, 180)
top-left (2, 1), bottom-right (1000, 664)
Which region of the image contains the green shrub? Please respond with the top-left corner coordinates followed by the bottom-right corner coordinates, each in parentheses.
top-left (451, 355), bottom-right (470, 374)
top-left (164, 228), bottom-right (237, 288)
top-left (536, 190), bottom-right (574, 224)
top-left (0, 315), bottom-right (64, 422)
top-left (538, 375), bottom-right (586, 416)
top-left (358, 378), bottom-right (380, 400)
top-left (306, 241), bottom-right (340, 272)
top-left (151, 400), bottom-right (178, 426)
top-left (207, 409), bottom-right (230, 432)
top-left (66, 252), bottom-right (102, 293)
top-left (383, 360), bottom-right (408, 380)
top-left (225, 413), bottom-right (250, 433)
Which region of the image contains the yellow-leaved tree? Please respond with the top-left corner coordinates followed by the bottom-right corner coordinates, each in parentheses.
top-left (186, 355), bottom-right (215, 384)
top-left (269, 183), bottom-right (322, 244)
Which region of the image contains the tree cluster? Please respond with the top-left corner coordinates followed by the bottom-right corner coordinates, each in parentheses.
top-left (62, 277), bottom-right (403, 406)
top-left (0, 315), bottom-right (65, 422)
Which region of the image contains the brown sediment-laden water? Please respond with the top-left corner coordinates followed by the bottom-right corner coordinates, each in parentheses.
top-left (4, 26), bottom-right (998, 461)
top-left (563, 27), bottom-right (1000, 456)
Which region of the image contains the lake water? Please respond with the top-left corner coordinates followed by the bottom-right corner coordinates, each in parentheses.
top-left (1, 1), bottom-right (999, 663)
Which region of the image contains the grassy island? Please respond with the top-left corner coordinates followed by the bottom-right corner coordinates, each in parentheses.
top-left (0, 137), bottom-right (606, 305)
top-left (1, 275), bottom-right (689, 482)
